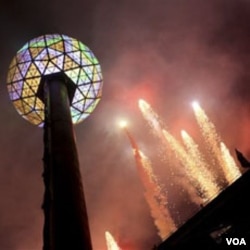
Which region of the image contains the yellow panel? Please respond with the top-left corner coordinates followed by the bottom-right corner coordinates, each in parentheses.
top-left (22, 100), bottom-right (33, 113)
top-left (26, 63), bottom-right (40, 78)
top-left (35, 98), bottom-right (44, 110)
top-left (25, 77), bottom-right (40, 92)
top-left (13, 99), bottom-right (25, 114)
top-left (26, 96), bottom-right (36, 107)
top-left (29, 47), bottom-right (44, 58)
top-left (81, 55), bottom-right (92, 65)
top-left (63, 56), bottom-right (79, 69)
top-left (22, 88), bottom-right (34, 97)
top-left (65, 68), bottom-right (80, 83)
top-left (26, 112), bottom-right (42, 125)
top-left (7, 67), bottom-right (16, 84)
top-left (9, 57), bottom-right (17, 70)
top-left (36, 109), bottom-right (44, 121)
top-left (72, 40), bottom-right (79, 50)
top-left (50, 41), bottom-right (65, 52)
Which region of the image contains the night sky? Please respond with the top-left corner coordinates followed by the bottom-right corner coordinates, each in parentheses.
top-left (1, 0), bottom-right (250, 249)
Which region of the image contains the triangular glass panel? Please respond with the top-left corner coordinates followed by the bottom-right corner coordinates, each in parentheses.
top-left (50, 41), bottom-right (65, 52)
top-left (35, 49), bottom-right (49, 61)
top-left (35, 98), bottom-right (44, 110)
top-left (18, 61), bottom-right (31, 78)
top-left (86, 86), bottom-right (96, 98)
top-left (29, 47), bottom-right (44, 59)
top-left (78, 84), bottom-right (90, 96)
top-left (83, 98), bottom-right (93, 109)
top-left (64, 68), bottom-right (80, 84)
top-left (34, 60), bottom-right (47, 75)
top-left (67, 51), bottom-right (81, 65)
top-left (92, 82), bottom-right (102, 96)
top-left (78, 69), bottom-right (89, 84)
top-left (13, 99), bottom-right (25, 114)
top-left (84, 65), bottom-right (94, 76)
top-left (47, 48), bottom-right (63, 59)
top-left (45, 35), bottom-right (61, 46)
top-left (81, 56), bottom-right (92, 66)
top-left (9, 57), bottom-right (17, 70)
top-left (72, 100), bottom-right (84, 112)
top-left (7, 67), bottom-right (16, 84)
top-left (79, 42), bottom-right (88, 52)
top-left (44, 62), bottom-right (60, 75)
top-left (20, 49), bottom-right (32, 63)
top-left (26, 63), bottom-right (40, 78)
top-left (29, 36), bottom-right (46, 48)
top-left (12, 67), bottom-right (23, 82)
top-left (10, 91), bottom-right (20, 101)
top-left (51, 55), bottom-right (64, 70)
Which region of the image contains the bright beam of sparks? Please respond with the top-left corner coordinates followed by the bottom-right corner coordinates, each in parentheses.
top-left (220, 142), bottom-right (242, 183)
top-left (105, 231), bottom-right (120, 250)
top-left (138, 99), bottom-right (204, 205)
top-left (138, 99), bottom-right (163, 136)
top-left (192, 101), bottom-right (241, 185)
top-left (162, 129), bottom-right (211, 203)
top-left (138, 150), bottom-right (177, 239)
top-left (122, 125), bottom-right (176, 239)
top-left (181, 130), bottom-right (221, 200)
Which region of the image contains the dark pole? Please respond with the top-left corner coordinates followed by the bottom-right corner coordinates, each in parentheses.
top-left (42, 75), bottom-right (92, 250)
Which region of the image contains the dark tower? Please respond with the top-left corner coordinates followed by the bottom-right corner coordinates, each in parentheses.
top-left (6, 34), bottom-right (103, 250)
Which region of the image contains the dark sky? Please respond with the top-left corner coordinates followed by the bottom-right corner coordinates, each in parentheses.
top-left (1, 0), bottom-right (250, 249)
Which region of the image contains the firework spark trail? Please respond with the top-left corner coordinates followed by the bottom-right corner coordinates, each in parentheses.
top-left (181, 130), bottom-right (221, 200)
top-left (139, 150), bottom-right (177, 239)
top-left (138, 99), bottom-right (204, 205)
top-left (138, 99), bottom-right (184, 176)
top-left (220, 142), bottom-right (242, 183)
top-left (162, 129), bottom-right (211, 203)
top-left (105, 231), bottom-right (120, 250)
top-left (138, 99), bottom-right (164, 138)
top-left (122, 125), bottom-right (176, 239)
top-left (192, 101), bottom-right (241, 184)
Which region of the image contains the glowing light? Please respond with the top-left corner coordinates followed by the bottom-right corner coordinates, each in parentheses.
top-left (191, 100), bottom-right (200, 111)
top-left (138, 98), bottom-right (150, 110)
top-left (105, 231), bottom-right (120, 250)
top-left (118, 120), bottom-right (128, 128)
top-left (7, 34), bottom-right (103, 127)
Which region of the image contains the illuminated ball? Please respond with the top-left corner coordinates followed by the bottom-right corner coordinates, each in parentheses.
top-left (6, 34), bottom-right (103, 127)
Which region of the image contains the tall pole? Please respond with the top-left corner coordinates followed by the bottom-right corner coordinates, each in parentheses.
top-left (7, 34), bottom-right (103, 250)
top-left (42, 75), bottom-right (92, 250)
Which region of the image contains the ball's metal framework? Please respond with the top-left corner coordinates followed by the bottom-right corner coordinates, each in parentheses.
top-left (6, 34), bottom-right (103, 250)
top-left (7, 34), bottom-right (102, 126)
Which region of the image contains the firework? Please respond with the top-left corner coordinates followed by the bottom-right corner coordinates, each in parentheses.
top-left (138, 99), bottom-right (163, 137)
top-left (192, 101), bottom-right (241, 185)
top-left (105, 231), bottom-right (120, 250)
top-left (162, 129), bottom-right (210, 202)
top-left (220, 142), bottom-right (242, 183)
top-left (121, 123), bottom-right (176, 239)
top-left (181, 130), bottom-right (221, 200)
